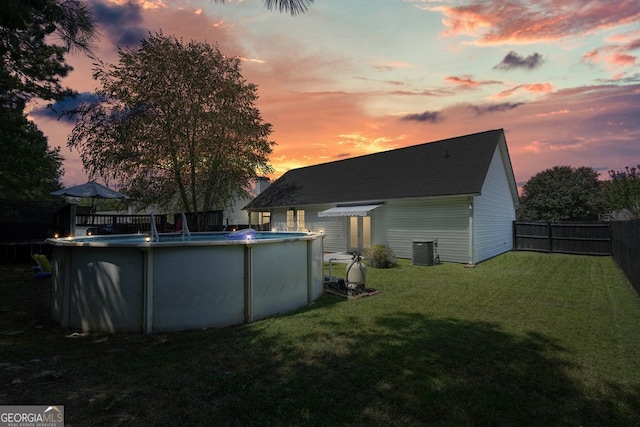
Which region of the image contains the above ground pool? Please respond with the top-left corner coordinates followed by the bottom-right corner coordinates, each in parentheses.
top-left (46, 230), bottom-right (325, 333)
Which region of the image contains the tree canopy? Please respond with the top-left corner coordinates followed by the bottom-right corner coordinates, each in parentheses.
top-left (518, 165), bottom-right (605, 221)
top-left (1, 0), bottom-right (96, 109)
top-left (602, 165), bottom-right (640, 219)
top-left (68, 33), bottom-right (274, 213)
top-left (0, 107), bottom-right (64, 200)
top-left (1, 0), bottom-right (97, 200)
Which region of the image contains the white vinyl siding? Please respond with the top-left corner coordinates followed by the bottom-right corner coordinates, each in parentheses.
top-left (271, 210), bottom-right (288, 231)
top-left (374, 198), bottom-right (470, 263)
top-left (302, 206), bottom-right (348, 252)
top-left (312, 214), bottom-right (347, 252)
top-left (473, 145), bottom-right (516, 263)
top-left (286, 210), bottom-right (295, 230)
top-left (271, 207), bottom-right (348, 252)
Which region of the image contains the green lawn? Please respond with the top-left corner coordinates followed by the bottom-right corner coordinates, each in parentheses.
top-left (1, 251), bottom-right (640, 426)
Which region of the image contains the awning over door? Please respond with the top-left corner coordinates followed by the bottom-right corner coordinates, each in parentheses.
top-left (318, 204), bottom-right (381, 217)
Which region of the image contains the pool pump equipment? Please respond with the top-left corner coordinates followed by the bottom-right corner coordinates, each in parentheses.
top-left (324, 251), bottom-right (378, 298)
top-left (345, 251), bottom-right (366, 295)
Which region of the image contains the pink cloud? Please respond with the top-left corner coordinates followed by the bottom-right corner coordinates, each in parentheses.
top-left (431, 0), bottom-right (640, 45)
top-left (524, 83), bottom-right (554, 94)
top-left (610, 53), bottom-right (637, 66)
top-left (445, 75), bottom-right (479, 87)
top-left (582, 45), bottom-right (638, 78)
top-left (497, 83), bottom-right (554, 98)
top-left (445, 75), bottom-right (502, 87)
top-left (536, 109), bottom-right (570, 117)
top-left (583, 48), bottom-right (601, 64)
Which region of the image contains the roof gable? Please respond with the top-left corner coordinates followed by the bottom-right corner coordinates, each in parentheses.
top-left (246, 129), bottom-right (510, 209)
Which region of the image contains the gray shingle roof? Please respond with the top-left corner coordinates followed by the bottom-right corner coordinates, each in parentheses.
top-left (246, 129), bottom-right (507, 209)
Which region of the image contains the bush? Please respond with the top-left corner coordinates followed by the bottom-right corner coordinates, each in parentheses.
top-left (365, 244), bottom-right (397, 268)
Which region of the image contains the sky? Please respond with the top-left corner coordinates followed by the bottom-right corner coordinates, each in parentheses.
top-left (28, 0), bottom-right (640, 191)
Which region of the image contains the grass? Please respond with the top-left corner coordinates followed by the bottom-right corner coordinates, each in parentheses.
top-left (1, 251), bottom-right (640, 426)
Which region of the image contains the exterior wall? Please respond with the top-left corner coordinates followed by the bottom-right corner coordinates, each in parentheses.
top-left (271, 206), bottom-right (348, 252)
top-left (472, 145), bottom-right (517, 263)
top-left (373, 197), bottom-right (471, 263)
top-left (270, 210), bottom-right (288, 231)
top-left (225, 199), bottom-right (250, 226)
top-left (273, 197), bottom-right (473, 262)
top-left (225, 178), bottom-right (271, 226)
top-left (313, 216), bottom-right (348, 252)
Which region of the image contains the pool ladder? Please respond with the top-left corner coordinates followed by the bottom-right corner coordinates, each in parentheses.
top-left (149, 213), bottom-right (191, 242)
top-left (179, 213), bottom-right (191, 241)
top-left (149, 214), bottom-right (159, 242)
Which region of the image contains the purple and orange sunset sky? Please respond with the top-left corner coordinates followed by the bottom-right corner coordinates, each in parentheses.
top-left (28, 0), bottom-right (640, 191)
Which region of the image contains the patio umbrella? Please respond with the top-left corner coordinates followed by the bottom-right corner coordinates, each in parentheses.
top-left (51, 182), bottom-right (129, 227)
top-left (50, 181), bottom-right (129, 200)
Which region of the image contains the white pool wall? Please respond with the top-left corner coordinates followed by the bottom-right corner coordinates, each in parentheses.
top-left (48, 232), bottom-right (325, 333)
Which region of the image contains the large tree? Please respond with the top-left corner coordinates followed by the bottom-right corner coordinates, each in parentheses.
top-left (602, 165), bottom-right (640, 219)
top-left (1, 0), bottom-right (96, 109)
top-left (0, 107), bottom-right (64, 200)
top-left (68, 33), bottom-right (274, 213)
top-left (1, 0), bottom-right (97, 199)
top-left (518, 165), bottom-right (605, 221)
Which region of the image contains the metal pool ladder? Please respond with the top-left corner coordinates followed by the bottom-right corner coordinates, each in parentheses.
top-left (149, 214), bottom-right (159, 242)
top-left (179, 213), bottom-right (191, 241)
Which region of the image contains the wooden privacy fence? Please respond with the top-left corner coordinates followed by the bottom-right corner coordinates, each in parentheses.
top-left (611, 220), bottom-right (640, 295)
top-left (513, 221), bottom-right (612, 256)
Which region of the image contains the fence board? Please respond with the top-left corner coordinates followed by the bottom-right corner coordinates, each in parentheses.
top-left (513, 221), bottom-right (612, 256)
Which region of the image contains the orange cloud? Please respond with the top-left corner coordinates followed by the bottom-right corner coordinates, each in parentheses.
top-left (426, 0), bottom-right (640, 45)
top-left (497, 83), bottom-right (553, 98)
top-left (523, 138), bottom-right (586, 154)
top-left (536, 109), bottom-right (570, 117)
top-left (446, 75), bottom-right (479, 87)
top-left (445, 75), bottom-right (502, 87)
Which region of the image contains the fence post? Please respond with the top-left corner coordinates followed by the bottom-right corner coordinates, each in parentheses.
top-left (547, 221), bottom-right (552, 253)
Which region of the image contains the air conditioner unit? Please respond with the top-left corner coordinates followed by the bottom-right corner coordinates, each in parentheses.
top-left (412, 240), bottom-right (435, 266)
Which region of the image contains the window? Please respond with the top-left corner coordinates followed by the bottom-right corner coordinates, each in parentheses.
top-left (297, 210), bottom-right (305, 231)
top-left (286, 210), bottom-right (295, 231)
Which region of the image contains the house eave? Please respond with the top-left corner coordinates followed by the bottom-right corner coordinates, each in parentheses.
top-left (243, 193), bottom-right (481, 212)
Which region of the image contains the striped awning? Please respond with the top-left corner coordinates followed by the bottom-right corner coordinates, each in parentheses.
top-left (318, 204), bottom-right (381, 217)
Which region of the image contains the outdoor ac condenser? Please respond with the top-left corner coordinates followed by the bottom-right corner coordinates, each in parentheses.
top-left (412, 240), bottom-right (435, 266)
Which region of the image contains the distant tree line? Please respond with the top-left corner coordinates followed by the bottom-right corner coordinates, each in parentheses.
top-left (518, 165), bottom-right (640, 221)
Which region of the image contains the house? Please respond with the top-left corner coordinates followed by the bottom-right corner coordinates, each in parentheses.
top-left (244, 129), bottom-right (519, 264)
top-left (224, 177), bottom-right (271, 228)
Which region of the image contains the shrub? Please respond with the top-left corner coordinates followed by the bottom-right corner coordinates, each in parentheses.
top-left (365, 244), bottom-right (397, 268)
